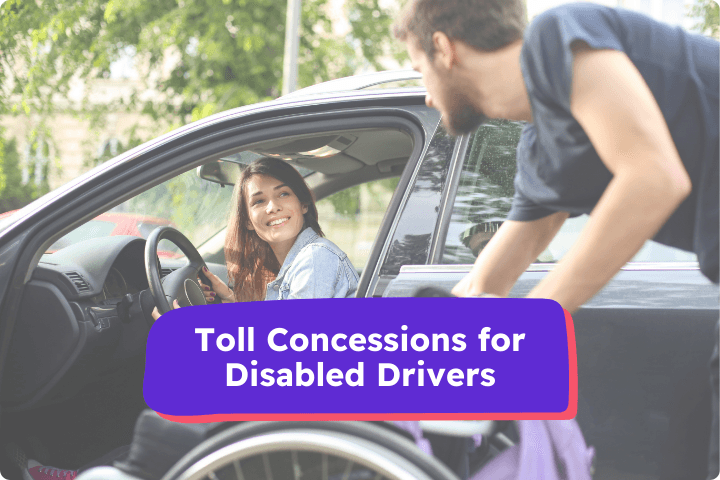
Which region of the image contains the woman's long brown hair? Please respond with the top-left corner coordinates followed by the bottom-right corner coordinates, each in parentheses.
top-left (224, 157), bottom-right (323, 302)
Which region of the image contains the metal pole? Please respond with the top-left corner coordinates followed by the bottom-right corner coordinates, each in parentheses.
top-left (282, 0), bottom-right (301, 95)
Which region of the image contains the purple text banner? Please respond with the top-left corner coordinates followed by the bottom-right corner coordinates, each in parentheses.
top-left (144, 297), bottom-right (577, 422)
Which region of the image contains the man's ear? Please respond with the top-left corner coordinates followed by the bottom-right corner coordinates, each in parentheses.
top-left (432, 32), bottom-right (457, 70)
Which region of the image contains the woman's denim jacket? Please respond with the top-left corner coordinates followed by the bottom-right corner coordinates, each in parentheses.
top-left (264, 227), bottom-right (359, 300)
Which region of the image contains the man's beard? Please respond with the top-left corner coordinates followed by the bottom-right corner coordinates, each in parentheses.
top-left (443, 94), bottom-right (488, 136)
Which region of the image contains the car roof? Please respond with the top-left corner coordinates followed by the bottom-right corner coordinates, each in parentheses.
top-left (280, 70), bottom-right (424, 99)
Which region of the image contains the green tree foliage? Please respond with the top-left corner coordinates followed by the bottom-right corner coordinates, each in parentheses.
top-left (0, 0), bottom-right (405, 196)
top-left (329, 184), bottom-right (361, 216)
top-left (324, 177), bottom-right (400, 217)
top-left (688, 0), bottom-right (719, 39)
top-left (0, 128), bottom-right (35, 213)
top-left (83, 125), bottom-right (146, 168)
top-left (0, 0), bottom-right (403, 124)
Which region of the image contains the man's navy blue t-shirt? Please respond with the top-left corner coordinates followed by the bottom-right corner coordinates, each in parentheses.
top-left (508, 3), bottom-right (719, 283)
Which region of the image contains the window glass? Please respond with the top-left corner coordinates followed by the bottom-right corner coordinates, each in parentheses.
top-left (0, 211), bottom-right (19, 233)
top-left (441, 120), bottom-right (698, 264)
top-left (316, 177), bottom-right (400, 274)
top-left (441, 120), bottom-right (520, 265)
top-left (48, 220), bottom-right (116, 251)
top-left (196, 177), bottom-right (403, 269)
top-left (45, 169), bottom-right (235, 255)
top-left (380, 123), bottom-right (455, 276)
top-left (137, 221), bottom-right (173, 239)
top-left (539, 214), bottom-right (698, 262)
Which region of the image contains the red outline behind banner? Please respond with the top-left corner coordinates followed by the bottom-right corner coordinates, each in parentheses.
top-left (156, 309), bottom-right (578, 423)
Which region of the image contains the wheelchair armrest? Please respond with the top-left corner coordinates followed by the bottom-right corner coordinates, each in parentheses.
top-left (419, 421), bottom-right (496, 437)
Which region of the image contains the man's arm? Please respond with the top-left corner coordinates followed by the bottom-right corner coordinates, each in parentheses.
top-left (452, 211), bottom-right (569, 297)
top-left (526, 44), bottom-right (692, 313)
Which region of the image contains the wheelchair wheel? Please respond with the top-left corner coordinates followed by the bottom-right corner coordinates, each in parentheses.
top-left (162, 422), bottom-right (459, 480)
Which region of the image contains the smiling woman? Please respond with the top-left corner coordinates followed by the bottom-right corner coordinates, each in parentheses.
top-left (243, 168), bottom-right (315, 267)
top-left (206, 157), bottom-right (359, 303)
top-left (148, 157), bottom-right (359, 321)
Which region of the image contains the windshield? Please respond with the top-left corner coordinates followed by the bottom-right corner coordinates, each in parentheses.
top-left (42, 150), bottom-right (316, 257)
top-left (0, 210), bottom-right (20, 233)
top-left (45, 167), bottom-right (236, 256)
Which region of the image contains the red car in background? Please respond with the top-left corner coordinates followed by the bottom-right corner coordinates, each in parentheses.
top-left (0, 210), bottom-right (181, 257)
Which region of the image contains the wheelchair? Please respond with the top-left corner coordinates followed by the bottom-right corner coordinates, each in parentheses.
top-left (75, 416), bottom-right (517, 480)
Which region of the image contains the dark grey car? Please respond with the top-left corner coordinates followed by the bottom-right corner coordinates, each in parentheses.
top-left (0, 70), bottom-right (716, 480)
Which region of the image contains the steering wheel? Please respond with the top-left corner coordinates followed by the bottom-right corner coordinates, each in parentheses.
top-left (144, 226), bottom-right (209, 315)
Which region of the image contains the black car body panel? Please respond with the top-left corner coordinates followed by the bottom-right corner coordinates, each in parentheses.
top-left (384, 243), bottom-right (718, 478)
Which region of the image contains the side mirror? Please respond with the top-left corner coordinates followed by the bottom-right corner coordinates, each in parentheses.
top-left (196, 160), bottom-right (241, 186)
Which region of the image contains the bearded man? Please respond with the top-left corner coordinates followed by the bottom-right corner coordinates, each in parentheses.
top-left (393, 1), bottom-right (718, 478)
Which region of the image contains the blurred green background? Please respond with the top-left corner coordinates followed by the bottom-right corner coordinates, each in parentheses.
top-left (0, 0), bottom-right (408, 213)
top-left (0, 0), bottom-right (716, 214)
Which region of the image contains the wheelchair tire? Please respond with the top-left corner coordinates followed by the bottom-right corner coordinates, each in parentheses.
top-left (161, 422), bottom-right (459, 480)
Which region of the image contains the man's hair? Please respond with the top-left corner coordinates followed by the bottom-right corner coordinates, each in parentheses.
top-left (393, 0), bottom-right (526, 58)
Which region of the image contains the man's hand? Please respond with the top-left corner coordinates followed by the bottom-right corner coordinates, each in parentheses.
top-left (451, 271), bottom-right (481, 297)
top-left (451, 213), bottom-right (569, 297)
top-left (452, 270), bottom-right (502, 297)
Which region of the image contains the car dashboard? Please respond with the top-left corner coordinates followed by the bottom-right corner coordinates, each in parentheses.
top-left (0, 235), bottom-right (225, 412)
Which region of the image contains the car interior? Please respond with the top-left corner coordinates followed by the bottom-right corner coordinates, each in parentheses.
top-left (0, 125), bottom-right (416, 477)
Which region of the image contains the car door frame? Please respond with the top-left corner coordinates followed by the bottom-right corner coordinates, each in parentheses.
top-left (0, 96), bottom-right (437, 411)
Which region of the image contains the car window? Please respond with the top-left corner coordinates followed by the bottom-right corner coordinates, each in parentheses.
top-left (538, 213), bottom-right (698, 262)
top-left (440, 120), bottom-right (698, 264)
top-left (48, 220), bottom-right (117, 251)
top-left (441, 120), bottom-right (520, 265)
top-left (0, 210), bottom-right (20, 233)
top-left (46, 168), bottom-right (234, 255)
top-left (379, 122), bottom-right (456, 277)
top-left (136, 221), bottom-right (174, 239)
top-left (315, 177), bottom-right (400, 274)
top-left (196, 177), bottom-right (402, 272)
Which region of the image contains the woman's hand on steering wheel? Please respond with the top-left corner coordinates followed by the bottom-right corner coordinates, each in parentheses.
top-left (198, 266), bottom-right (235, 303)
top-left (152, 299), bottom-right (181, 321)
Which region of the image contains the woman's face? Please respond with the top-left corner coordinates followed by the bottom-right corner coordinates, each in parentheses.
top-left (245, 174), bottom-right (308, 254)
